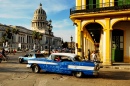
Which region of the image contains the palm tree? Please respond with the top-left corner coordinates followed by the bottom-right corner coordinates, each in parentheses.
top-left (37, 33), bottom-right (43, 50)
top-left (32, 31), bottom-right (38, 49)
top-left (5, 28), bottom-right (12, 39)
top-left (32, 31), bottom-right (43, 50)
top-left (12, 28), bottom-right (20, 48)
top-left (1, 32), bottom-right (7, 47)
top-left (4, 28), bottom-right (12, 47)
top-left (12, 28), bottom-right (19, 34)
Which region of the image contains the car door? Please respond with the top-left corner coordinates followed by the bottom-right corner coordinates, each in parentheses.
top-left (45, 55), bottom-right (60, 73)
top-left (59, 56), bottom-right (74, 74)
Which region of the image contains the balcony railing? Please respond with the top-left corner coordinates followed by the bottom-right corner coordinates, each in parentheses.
top-left (70, 1), bottom-right (130, 15)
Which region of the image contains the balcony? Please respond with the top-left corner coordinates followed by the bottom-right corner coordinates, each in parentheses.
top-left (70, 1), bottom-right (130, 15)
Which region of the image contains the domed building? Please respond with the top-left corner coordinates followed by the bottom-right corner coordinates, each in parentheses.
top-left (32, 3), bottom-right (48, 33)
top-left (0, 3), bottom-right (62, 51)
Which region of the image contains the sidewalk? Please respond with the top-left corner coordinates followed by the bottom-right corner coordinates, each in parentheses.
top-left (102, 62), bottom-right (130, 70)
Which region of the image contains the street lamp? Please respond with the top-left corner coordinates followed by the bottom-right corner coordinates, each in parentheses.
top-left (47, 19), bottom-right (53, 56)
top-left (70, 35), bottom-right (73, 53)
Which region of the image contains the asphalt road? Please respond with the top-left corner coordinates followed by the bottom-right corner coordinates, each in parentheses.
top-left (0, 52), bottom-right (130, 86)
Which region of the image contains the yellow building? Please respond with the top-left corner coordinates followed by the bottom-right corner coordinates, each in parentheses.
top-left (70, 0), bottom-right (130, 65)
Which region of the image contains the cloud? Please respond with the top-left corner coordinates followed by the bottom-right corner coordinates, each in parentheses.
top-left (52, 19), bottom-right (75, 42)
top-left (52, 19), bottom-right (72, 29)
top-left (43, 0), bottom-right (71, 13)
top-left (53, 29), bottom-right (75, 42)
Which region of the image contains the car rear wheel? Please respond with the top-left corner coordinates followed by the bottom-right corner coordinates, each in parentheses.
top-left (73, 72), bottom-right (83, 78)
top-left (32, 64), bottom-right (40, 73)
top-left (19, 58), bottom-right (23, 63)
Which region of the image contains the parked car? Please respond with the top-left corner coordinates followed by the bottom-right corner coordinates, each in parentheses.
top-left (27, 53), bottom-right (100, 78)
top-left (18, 53), bottom-right (46, 63)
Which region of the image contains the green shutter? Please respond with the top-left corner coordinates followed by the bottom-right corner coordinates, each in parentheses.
top-left (96, 0), bottom-right (99, 8)
top-left (118, 0), bottom-right (123, 5)
top-left (125, 0), bottom-right (130, 4)
top-left (89, 0), bottom-right (93, 9)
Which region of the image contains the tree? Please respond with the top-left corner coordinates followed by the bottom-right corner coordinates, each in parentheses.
top-left (37, 33), bottom-right (43, 50)
top-left (5, 28), bottom-right (12, 39)
top-left (62, 42), bottom-right (68, 48)
top-left (12, 28), bottom-right (20, 48)
top-left (32, 31), bottom-right (43, 50)
top-left (12, 28), bottom-right (20, 34)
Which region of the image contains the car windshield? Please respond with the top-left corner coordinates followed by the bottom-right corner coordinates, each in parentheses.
top-left (35, 54), bottom-right (45, 58)
top-left (73, 55), bottom-right (82, 61)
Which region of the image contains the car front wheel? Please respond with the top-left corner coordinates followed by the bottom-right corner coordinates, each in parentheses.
top-left (73, 72), bottom-right (83, 78)
top-left (32, 64), bottom-right (40, 73)
top-left (19, 58), bottom-right (23, 63)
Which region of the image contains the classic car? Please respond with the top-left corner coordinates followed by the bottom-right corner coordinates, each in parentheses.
top-left (27, 53), bottom-right (100, 78)
top-left (18, 53), bottom-right (46, 63)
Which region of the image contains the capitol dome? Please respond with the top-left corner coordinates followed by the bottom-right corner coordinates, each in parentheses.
top-left (33, 3), bottom-right (47, 20)
top-left (32, 3), bottom-right (48, 33)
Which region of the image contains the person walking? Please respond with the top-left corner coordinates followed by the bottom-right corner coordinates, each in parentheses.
top-left (2, 48), bottom-right (6, 61)
top-left (91, 51), bottom-right (97, 62)
top-left (88, 49), bottom-right (91, 61)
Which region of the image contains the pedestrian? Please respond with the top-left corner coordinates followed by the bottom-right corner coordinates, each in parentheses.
top-left (13, 49), bottom-right (16, 55)
top-left (91, 51), bottom-right (97, 62)
top-left (88, 49), bottom-right (91, 61)
top-left (0, 52), bottom-right (3, 63)
top-left (2, 48), bottom-right (6, 61)
top-left (37, 50), bottom-right (40, 54)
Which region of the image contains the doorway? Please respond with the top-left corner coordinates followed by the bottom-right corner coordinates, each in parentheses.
top-left (112, 29), bottom-right (124, 62)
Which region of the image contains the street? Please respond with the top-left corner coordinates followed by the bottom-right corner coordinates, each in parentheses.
top-left (0, 53), bottom-right (130, 86)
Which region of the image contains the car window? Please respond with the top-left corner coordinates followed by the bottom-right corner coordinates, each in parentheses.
top-left (35, 54), bottom-right (45, 58)
top-left (28, 54), bottom-right (33, 57)
top-left (61, 56), bottom-right (72, 62)
top-left (74, 55), bottom-right (82, 61)
top-left (24, 54), bottom-right (29, 57)
top-left (54, 55), bottom-right (72, 62)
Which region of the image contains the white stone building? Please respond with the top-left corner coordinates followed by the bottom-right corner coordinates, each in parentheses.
top-left (0, 3), bottom-right (62, 50)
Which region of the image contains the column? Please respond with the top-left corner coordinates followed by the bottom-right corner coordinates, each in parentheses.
top-left (82, 0), bottom-right (86, 9)
top-left (100, 0), bottom-right (103, 7)
top-left (103, 18), bottom-right (112, 65)
top-left (76, 0), bottom-right (82, 10)
top-left (76, 0), bottom-right (81, 6)
top-left (75, 20), bottom-right (82, 56)
top-left (111, 0), bottom-right (115, 6)
top-left (81, 31), bottom-right (84, 58)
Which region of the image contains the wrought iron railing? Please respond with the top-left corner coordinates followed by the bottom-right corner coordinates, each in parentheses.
top-left (70, 1), bottom-right (130, 15)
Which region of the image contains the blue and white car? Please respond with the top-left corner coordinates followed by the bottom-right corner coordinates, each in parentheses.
top-left (19, 53), bottom-right (46, 63)
top-left (27, 53), bottom-right (100, 78)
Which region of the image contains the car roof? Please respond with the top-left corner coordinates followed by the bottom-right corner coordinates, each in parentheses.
top-left (51, 53), bottom-right (78, 57)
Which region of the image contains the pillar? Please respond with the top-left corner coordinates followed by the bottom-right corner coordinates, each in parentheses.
top-left (103, 18), bottom-right (112, 65)
top-left (82, 0), bottom-right (86, 9)
top-left (76, 0), bottom-right (81, 6)
top-left (75, 20), bottom-right (82, 56)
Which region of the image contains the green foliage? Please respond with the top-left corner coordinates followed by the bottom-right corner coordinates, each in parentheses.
top-left (62, 42), bottom-right (68, 48)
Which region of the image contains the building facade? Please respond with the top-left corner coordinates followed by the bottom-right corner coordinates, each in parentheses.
top-left (0, 3), bottom-right (62, 51)
top-left (70, 0), bottom-right (130, 65)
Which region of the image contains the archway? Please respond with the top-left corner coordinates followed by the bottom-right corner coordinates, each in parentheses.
top-left (85, 23), bottom-right (103, 42)
top-left (85, 23), bottom-right (103, 50)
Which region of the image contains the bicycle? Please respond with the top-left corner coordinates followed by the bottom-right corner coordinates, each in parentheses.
top-left (0, 54), bottom-right (10, 62)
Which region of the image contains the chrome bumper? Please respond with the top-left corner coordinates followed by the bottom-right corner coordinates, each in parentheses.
top-left (93, 71), bottom-right (99, 75)
top-left (26, 64), bottom-right (31, 68)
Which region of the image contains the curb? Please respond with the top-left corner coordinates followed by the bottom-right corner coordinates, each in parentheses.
top-left (103, 66), bottom-right (130, 70)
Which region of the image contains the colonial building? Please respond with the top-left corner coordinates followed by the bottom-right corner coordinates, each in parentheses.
top-left (70, 0), bottom-right (130, 65)
top-left (0, 3), bottom-right (62, 50)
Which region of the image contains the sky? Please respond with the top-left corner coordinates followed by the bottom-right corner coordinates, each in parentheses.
top-left (0, 0), bottom-right (76, 42)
